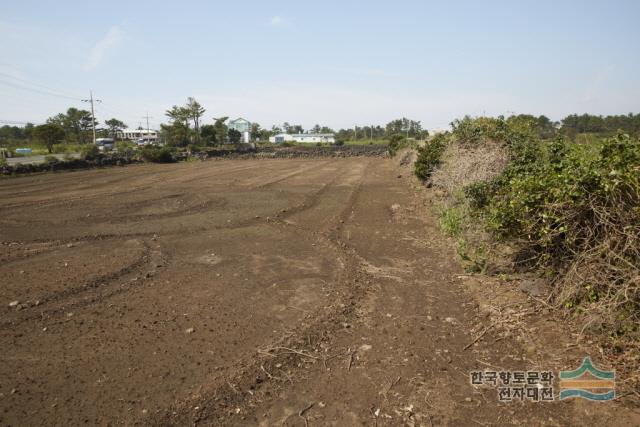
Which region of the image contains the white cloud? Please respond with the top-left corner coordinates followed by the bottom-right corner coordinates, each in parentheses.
top-left (269, 15), bottom-right (284, 26)
top-left (84, 26), bottom-right (123, 71)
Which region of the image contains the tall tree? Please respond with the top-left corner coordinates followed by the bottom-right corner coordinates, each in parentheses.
top-left (24, 123), bottom-right (34, 140)
top-left (33, 123), bottom-right (65, 153)
top-left (385, 117), bottom-right (422, 138)
top-left (104, 118), bottom-right (128, 139)
top-left (160, 122), bottom-right (189, 147)
top-left (213, 117), bottom-right (229, 144)
top-left (186, 97), bottom-right (206, 138)
top-left (47, 108), bottom-right (94, 143)
top-left (166, 105), bottom-right (190, 127)
top-left (250, 123), bottom-right (262, 141)
top-left (289, 124), bottom-right (304, 134)
top-left (259, 128), bottom-right (272, 141)
top-left (228, 128), bottom-right (241, 144)
top-left (200, 124), bottom-right (217, 145)
top-left (79, 111), bottom-right (97, 143)
top-left (165, 105), bottom-right (193, 144)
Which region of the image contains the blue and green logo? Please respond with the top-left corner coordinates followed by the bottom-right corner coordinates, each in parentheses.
top-left (559, 357), bottom-right (615, 401)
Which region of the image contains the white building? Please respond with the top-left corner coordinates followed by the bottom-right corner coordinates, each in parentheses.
top-left (118, 129), bottom-right (159, 142)
top-left (269, 133), bottom-right (335, 144)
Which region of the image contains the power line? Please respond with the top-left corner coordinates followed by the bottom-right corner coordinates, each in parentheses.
top-left (0, 78), bottom-right (82, 101)
top-left (97, 102), bottom-right (135, 121)
top-left (0, 72), bottom-right (155, 131)
top-left (81, 91), bottom-right (102, 144)
top-left (0, 72), bottom-right (83, 99)
top-left (0, 73), bottom-right (134, 131)
top-left (142, 113), bottom-right (153, 135)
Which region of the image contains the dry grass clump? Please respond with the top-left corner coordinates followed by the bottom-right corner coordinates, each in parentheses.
top-left (553, 195), bottom-right (640, 392)
top-left (426, 141), bottom-right (510, 274)
top-left (430, 141), bottom-right (508, 198)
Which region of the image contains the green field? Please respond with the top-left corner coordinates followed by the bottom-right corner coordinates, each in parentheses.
top-left (0, 140), bottom-right (86, 156)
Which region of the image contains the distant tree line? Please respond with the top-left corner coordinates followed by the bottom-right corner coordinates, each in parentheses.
top-left (257, 118), bottom-right (429, 143)
top-left (159, 97), bottom-right (432, 147)
top-left (0, 107), bottom-right (128, 152)
top-left (560, 113), bottom-right (640, 138)
top-left (3, 109), bottom-right (639, 152)
top-left (448, 113), bottom-right (640, 142)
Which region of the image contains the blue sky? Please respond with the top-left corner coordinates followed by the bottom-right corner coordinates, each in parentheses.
top-left (1, 0), bottom-right (639, 131)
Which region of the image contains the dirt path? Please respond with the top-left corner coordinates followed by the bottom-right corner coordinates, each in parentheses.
top-left (1, 158), bottom-right (638, 425)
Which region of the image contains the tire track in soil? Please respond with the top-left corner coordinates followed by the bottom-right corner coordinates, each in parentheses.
top-left (0, 158), bottom-right (428, 426)
top-left (1, 237), bottom-right (167, 328)
top-left (4, 158), bottom-right (640, 426)
top-left (150, 160), bottom-right (375, 425)
top-left (0, 159), bottom-right (276, 210)
top-left (0, 160), bottom-right (326, 231)
top-left (2, 161), bottom-right (354, 328)
top-left (0, 166), bottom-right (183, 208)
top-left (254, 160), bottom-right (333, 189)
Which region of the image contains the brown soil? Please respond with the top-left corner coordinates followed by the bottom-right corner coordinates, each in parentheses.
top-left (1, 158), bottom-right (638, 426)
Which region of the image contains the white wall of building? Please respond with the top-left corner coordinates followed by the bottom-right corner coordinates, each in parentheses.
top-left (269, 133), bottom-right (295, 143)
top-left (118, 129), bottom-right (159, 141)
top-left (268, 133), bottom-right (335, 144)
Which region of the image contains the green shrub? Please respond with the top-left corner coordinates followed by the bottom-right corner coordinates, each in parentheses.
top-left (451, 115), bottom-right (535, 147)
top-left (457, 239), bottom-right (487, 273)
top-left (80, 144), bottom-right (100, 160)
top-left (51, 144), bottom-right (68, 154)
top-left (116, 140), bottom-right (136, 155)
top-left (434, 117), bottom-right (640, 349)
top-left (140, 146), bottom-right (175, 163)
top-left (481, 135), bottom-right (627, 247)
top-left (388, 134), bottom-right (406, 157)
top-left (469, 132), bottom-right (640, 329)
top-left (187, 144), bottom-right (206, 153)
top-left (335, 140), bottom-right (344, 146)
top-left (439, 207), bottom-right (463, 237)
top-left (44, 155), bottom-right (59, 164)
top-left (414, 133), bottom-right (447, 180)
top-left (450, 115), bottom-right (511, 144)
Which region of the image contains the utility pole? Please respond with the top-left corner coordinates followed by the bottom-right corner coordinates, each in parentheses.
top-left (82, 90), bottom-right (101, 144)
top-left (354, 125), bottom-right (357, 141)
top-left (142, 113), bottom-right (153, 142)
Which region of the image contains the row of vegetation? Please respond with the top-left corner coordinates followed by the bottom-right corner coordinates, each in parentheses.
top-left (0, 107), bottom-right (127, 154)
top-left (413, 114), bottom-right (639, 388)
top-left (0, 140), bottom-right (391, 172)
top-left (3, 109), bottom-right (638, 154)
top-left (160, 99), bottom-right (429, 146)
top-left (1, 96), bottom-right (427, 154)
